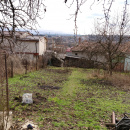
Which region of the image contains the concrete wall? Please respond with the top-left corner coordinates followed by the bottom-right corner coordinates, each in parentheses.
top-left (15, 37), bottom-right (47, 55)
top-left (15, 53), bottom-right (36, 62)
top-left (15, 41), bottom-right (39, 54)
top-left (15, 37), bottom-right (47, 61)
top-left (39, 37), bottom-right (47, 55)
top-left (1, 34), bottom-right (47, 61)
top-left (66, 51), bottom-right (106, 63)
top-left (64, 57), bottom-right (94, 68)
top-left (124, 55), bottom-right (130, 71)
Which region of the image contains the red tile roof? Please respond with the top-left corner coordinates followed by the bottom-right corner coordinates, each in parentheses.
top-left (71, 41), bottom-right (101, 52)
top-left (66, 48), bottom-right (72, 52)
top-left (72, 41), bottom-right (130, 54)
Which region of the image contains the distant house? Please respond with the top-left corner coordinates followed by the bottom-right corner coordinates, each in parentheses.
top-left (65, 41), bottom-right (94, 68)
top-left (65, 40), bottom-right (106, 68)
top-left (65, 40), bottom-right (130, 71)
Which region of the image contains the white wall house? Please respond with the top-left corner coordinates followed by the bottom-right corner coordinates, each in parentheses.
top-left (39, 37), bottom-right (47, 55)
top-left (14, 34), bottom-right (47, 61)
top-left (0, 32), bottom-right (47, 60)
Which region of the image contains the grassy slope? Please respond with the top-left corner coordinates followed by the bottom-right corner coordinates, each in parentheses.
top-left (8, 67), bottom-right (130, 129)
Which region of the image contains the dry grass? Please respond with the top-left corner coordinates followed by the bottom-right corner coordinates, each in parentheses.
top-left (7, 54), bottom-right (44, 76)
top-left (89, 69), bottom-right (108, 79)
top-left (7, 55), bottom-right (25, 75)
top-left (6, 52), bottom-right (50, 76)
top-left (89, 69), bottom-right (130, 90)
top-left (108, 73), bottom-right (130, 90)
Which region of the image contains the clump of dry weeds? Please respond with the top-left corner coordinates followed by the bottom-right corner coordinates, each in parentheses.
top-left (108, 73), bottom-right (130, 90)
top-left (90, 69), bottom-right (130, 90)
top-left (8, 54), bottom-right (25, 75)
top-left (89, 69), bottom-right (109, 79)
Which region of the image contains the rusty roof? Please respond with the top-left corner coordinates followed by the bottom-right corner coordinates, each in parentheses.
top-left (72, 40), bottom-right (130, 54)
top-left (71, 41), bottom-right (101, 52)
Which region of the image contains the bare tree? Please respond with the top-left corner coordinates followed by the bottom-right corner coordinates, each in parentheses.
top-left (65, 0), bottom-right (129, 41)
top-left (93, 7), bottom-right (130, 75)
top-left (0, 0), bottom-right (128, 48)
top-left (0, 0), bottom-right (46, 51)
top-left (65, 0), bottom-right (129, 75)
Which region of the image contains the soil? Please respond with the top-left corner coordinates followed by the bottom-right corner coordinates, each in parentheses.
top-left (45, 68), bottom-right (70, 74)
top-left (14, 96), bottom-right (22, 102)
top-left (19, 76), bottom-right (29, 80)
top-left (82, 78), bottom-right (130, 91)
top-left (82, 79), bottom-right (114, 87)
top-left (33, 93), bottom-right (47, 104)
top-left (39, 85), bottom-right (61, 90)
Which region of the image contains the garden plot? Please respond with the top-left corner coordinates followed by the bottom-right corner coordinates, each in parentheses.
top-left (7, 67), bottom-right (130, 129)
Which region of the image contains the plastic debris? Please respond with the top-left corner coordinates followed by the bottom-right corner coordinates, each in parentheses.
top-left (116, 113), bottom-right (130, 130)
top-left (22, 93), bottom-right (33, 104)
top-left (27, 124), bottom-right (33, 129)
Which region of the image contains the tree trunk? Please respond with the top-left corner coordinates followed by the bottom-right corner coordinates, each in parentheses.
top-left (108, 61), bottom-right (113, 76)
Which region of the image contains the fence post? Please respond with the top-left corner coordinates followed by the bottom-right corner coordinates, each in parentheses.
top-left (11, 61), bottom-right (13, 78)
top-left (36, 55), bottom-right (38, 71)
top-left (25, 59), bottom-right (27, 74)
top-left (5, 54), bottom-right (9, 115)
top-left (42, 54), bottom-right (44, 68)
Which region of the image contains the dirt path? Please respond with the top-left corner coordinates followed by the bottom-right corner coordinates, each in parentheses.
top-left (60, 69), bottom-right (86, 97)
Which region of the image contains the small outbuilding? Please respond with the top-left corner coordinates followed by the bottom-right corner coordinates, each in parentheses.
top-left (15, 35), bottom-right (47, 61)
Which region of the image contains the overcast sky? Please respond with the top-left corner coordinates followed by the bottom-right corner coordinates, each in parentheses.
top-left (37, 0), bottom-right (130, 35)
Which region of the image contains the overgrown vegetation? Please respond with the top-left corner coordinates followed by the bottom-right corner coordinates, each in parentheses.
top-left (7, 67), bottom-right (130, 129)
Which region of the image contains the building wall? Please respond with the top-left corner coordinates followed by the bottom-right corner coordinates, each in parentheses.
top-left (64, 57), bottom-right (94, 68)
top-left (16, 53), bottom-right (36, 62)
top-left (0, 37), bottom-right (14, 50)
top-left (124, 55), bottom-right (130, 71)
top-left (67, 51), bottom-right (106, 63)
top-left (14, 36), bottom-right (47, 61)
top-left (15, 41), bottom-right (39, 54)
top-left (39, 37), bottom-right (47, 55)
top-left (15, 41), bottom-right (38, 61)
